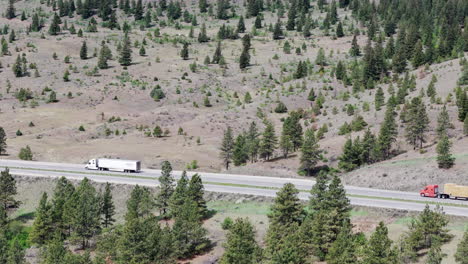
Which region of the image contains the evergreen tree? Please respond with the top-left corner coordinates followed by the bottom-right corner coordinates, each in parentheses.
top-left (0, 127), bottom-right (7, 155)
top-left (67, 178), bottom-right (101, 249)
top-left (169, 171), bottom-right (189, 218)
top-left (52, 177), bottom-right (75, 239)
top-left (199, 0), bottom-right (207, 13)
top-left (412, 40), bottom-right (425, 68)
top-left (30, 193), bottom-right (54, 245)
top-left (180, 42), bottom-right (189, 60)
top-left (80, 41), bottom-right (88, 60)
top-left (172, 199), bottom-right (210, 258)
top-left (392, 46), bottom-right (407, 73)
top-left (156, 161), bottom-right (175, 217)
top-left (31, 13), bottom-right (41, 32)
top-left (0, 168), bottom-right (20, 211)
top-left (426, 241), bottom-right (444, 264)
top-left (300, 128), bottom-right (322, 176)
top-left (12, 55), bottom-right (23, 77)
top-left (455, 229), bottom-right (468, 264)
top-left (273, 19), bottom-right (283, 40)
top-left (405, 97), bottom-right (429, 149)
top-left (212, 41), bottom-right (222, 64)
top-left (436, 105), bottom-right (452, 139)
top-left (315, 47), bottom-right (326, 66)
top-left (49, 12), bottom-right (61, 35)
top-left (350, 34), bottom-right (360, 56)
top-left (376, 105), bottom-right (398, 160)
top-left (134, 0), bottom-right (143, 20)
top-left (6, 0), bottom-right (16, 19)
top-left (119, 33), bottom-right (132, 66)
top-left (97, 44), bottom-right (110, 69)
top-left (125, 185), bottom-right (153, 221)
top-left (239, 35), bottom-right (251, 69)
top-left (327, 222), bottom-right (358, 264)
top-left (220, 126), bottom-right (234, 170)
top-left (375, 86), bottom-right (385, 111)
top-left (246, 122), bottom-right (260, 162)
top-left (220, 218), bottom-right (261, 264)
top-left (237, 16), bottom-right (246, 33)
top-left (260, 121), bottom-right (277, 161)
top-left (187, 173), bottom-right (207, 218)
top-left (198, 23), bottom-right (209, 43)
top-left (101, 182), bottom-right (115, 228)
top-left (362, 222), bottom-right (398, 264)
top-left (336, 22), bottom-right (344, 38)
top-left (436, 134), bottom-right (455, 169)
top-left (233, 134), bottom-right (248, 165)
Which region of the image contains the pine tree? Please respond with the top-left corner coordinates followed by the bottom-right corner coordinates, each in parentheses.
top-left (220, 126), bottom-right (234, 170)
top-left (405, 97), bottom-right (429, 149)
top-left (6, 0), bottom-right (16, 19)
top-left (198, 23), bottom-right (209, 43)
top-left (362, 222), bottom-right (398, 264)
top-left (156, 161), bottom-right (175, 217)
top-left (426, 241), bottom-right (444, 264)
top-left (375, 86), bottom-right (385, 111)
top-left (260, 121), bottom-right (277, 161)
top-left (300, 128), bottom-right (322, 176)
top-left (273, 19), bottom-right (283, 40)
top-left (411, 40), bottom-right (425, 69)
top-left (436, 105), bottom-right (452, 139)
top-left (427, 76), bottom-right (437, 98)
top-left (169, 171), bottom-right (189, 217)
top-left (80, 41), bottom-right (87, 60)
top-left (0, 127), bottom-right (7, 155)
top-left (134, 0), bottom-right (143, 20)
top-left (376, 105), bottom-right (398, 160)
top-left (315, 47), bottom-right (326, 66)
top-left (67, 178), bottom-right (101, 249)
top-left (455, 229), bottom-right (468, 264)
top-left (350, 34), bottom-right (360, 56)
top-left (63, 69), bottom-right (70, 82)
top-left (180, 42), bottom-right (189, 60)
top-left (0, 232), bottom-right (7, 263)
top-left (266, 183), bottom-right (305, 257)
top-left (336, 21), bottom-right (344, 38)
top-left (199, 0), bottom-right (207, 13)
top-left (212, 41), bottom-right (222, 64)
top-left (49, 12), bottom-right (61, 35)
top-left (0, 168), bottom-right (20, 211)
top-left (233, 134), bottom-right (248, 165)
top-left (139, 45), bottom-right (146, 56)
top-left (172, 199), bottom-right (210, 258)
top-left (101, 182), bottom-right (115, 228)
top-left (97, 45), bottom-right (109, 69)
top-left (30, 193), bottom-right (54, 245)
top-left (220, 218), bottom-right (261, 264)
top-left (187, 173), bottom-right (207, 218)
top-left (119, 33), bottom-right (132, 66)
top-left (436, 134), bottom-right (455, 169)
top-left (12, 55), bottom-right (22, 77)
top-left (237, 15), bottom-right (246, 33)
top-left (392, 46), bottom-right (407, 73)
top-left (40, 238), bottom-right (69, 263)
top-left (52, 177), bottom-right (75, 239)
top-left (327, 222), bottom-right (357, 264)
top-left (125, 185), bottom-right (153, 221)
top-left (239, 35), bottom-right (251, 69)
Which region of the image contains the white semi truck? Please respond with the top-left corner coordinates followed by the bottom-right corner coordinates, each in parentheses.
top-left (85, 158), bottom-right (141, 172)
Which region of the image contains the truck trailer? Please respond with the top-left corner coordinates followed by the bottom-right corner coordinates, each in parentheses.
top-left (420, 184), bottom-right (468, 200)
top-left (85, 158), bottom-right (141, 173)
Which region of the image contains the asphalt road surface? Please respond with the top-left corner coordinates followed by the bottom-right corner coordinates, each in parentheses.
top-left (1, 159), bottom-right (467, 217)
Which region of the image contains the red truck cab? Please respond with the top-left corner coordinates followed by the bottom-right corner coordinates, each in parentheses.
top-left (420, 185), bottom-right (439, 198)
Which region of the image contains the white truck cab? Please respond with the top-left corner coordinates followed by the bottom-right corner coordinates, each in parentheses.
top-left (85, 159), bottom-right (99, 170)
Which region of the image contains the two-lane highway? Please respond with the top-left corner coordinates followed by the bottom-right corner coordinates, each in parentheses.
top-left (1, 159), bottom-right (468, 217)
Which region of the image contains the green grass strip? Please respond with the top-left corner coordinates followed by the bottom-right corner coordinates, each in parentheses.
top-left (5, 166), bottom-right (468, 209)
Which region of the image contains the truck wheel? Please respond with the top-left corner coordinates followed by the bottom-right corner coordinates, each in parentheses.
top-left (420, 193), bottom-right (425, 197)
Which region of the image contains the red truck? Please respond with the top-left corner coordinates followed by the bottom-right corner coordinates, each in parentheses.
top-left (420, 184), bottom-right (468, 200)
